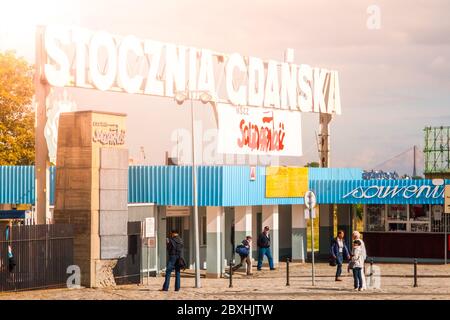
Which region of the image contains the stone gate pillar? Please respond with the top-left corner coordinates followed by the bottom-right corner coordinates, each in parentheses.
top-left (53, 111), bottom-right (128, 288)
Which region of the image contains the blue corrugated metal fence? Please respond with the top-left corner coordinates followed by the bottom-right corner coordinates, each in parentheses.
top-left (8, 165), bottom-right (445, 207)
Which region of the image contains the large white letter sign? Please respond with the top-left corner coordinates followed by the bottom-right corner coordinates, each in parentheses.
top-left (188, 47), bottom-right (199, 92)
top-left (297, 64), bottom-right (313, 112)
top-left (44, 25), bottom-right (70, 87)
top-left (313, 68), bottom-right (327, 113)
top-left (72, 27), bottom-right (90, 87)
top-left (225, 53), bottom-right (247, 106)
top-left (165, 44), bottom-right (186, 97)
top-left (89, 31), bottom-right (117, 91)
top-left (118, 35), bottom-right (144, 94)
top-left (144, 40), bottom-right (164, 96)
top-left (331, 71), bottom-right (341, 115)
top-left (248, 57), bottom-right (265, 107)
top-left (280, 62), bottom-right (297, 110)
top-left (264, 60), bottom-right (281, 108)
top-left (40, 25), bottom-right (343, 116)
top-left (197, 49), bottom-right (216, 97)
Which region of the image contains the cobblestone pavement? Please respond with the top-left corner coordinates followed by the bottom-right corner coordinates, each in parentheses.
top-left (1, 263), bottom-right (450, 300)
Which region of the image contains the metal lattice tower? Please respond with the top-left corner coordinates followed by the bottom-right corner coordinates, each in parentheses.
top-left (423, 126), bottom-right (450, 174)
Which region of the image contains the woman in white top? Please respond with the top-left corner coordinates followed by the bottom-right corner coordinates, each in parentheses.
top-left (352, 231), bottom-right (367, 289)
top-left (351, 240), bottom-right (365, 291)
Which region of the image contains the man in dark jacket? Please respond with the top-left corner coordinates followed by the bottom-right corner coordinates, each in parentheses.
top-left (162, 230), bottom-right (184, 291)
top-left (330, 230), bottom-right (351, 281)
top-left (256, 226), bottom-right (275, 271)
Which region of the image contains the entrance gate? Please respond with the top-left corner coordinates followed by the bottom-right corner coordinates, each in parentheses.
top-left (113, 221), bottom-right (142, 285)
top-left (0, 224), bottom-right (73, 292)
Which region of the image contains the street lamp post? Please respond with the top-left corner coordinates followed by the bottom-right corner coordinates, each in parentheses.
top-left (175, 90), bottom-right (212, 289)
top-left (190, 96), bottom-right (201, 288)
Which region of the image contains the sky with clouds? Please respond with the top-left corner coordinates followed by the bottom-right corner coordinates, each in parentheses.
top-left (0, 0), bottom-right (449, 175)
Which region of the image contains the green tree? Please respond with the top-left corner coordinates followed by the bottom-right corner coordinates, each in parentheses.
top-left (0, 51), bottom-right (35, 165)
top-left (304, 161), bottom-right (320, 168)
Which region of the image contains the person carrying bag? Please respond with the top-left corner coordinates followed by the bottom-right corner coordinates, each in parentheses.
top-left (161, 230), bottom-right (184, 292)
top-left (232, 236), bottom-right (253, 276)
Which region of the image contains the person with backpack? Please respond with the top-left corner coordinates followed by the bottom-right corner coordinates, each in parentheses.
top-left (161, 230), bottom-right (184, 291)
top-left (232, 236), bottom-right (253, 275)
top-left (257, 226), bottom-right (275, 271)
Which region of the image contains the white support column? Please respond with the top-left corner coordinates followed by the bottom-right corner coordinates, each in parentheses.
top-left (262, 205), bottom-right (279, 267)
top-left (234, 206), bottom-right (253, 263)
top-left (157, 206), bottom-right (167, 271)
top-left (183, 215), bottom-right (191, 266)
top-left (292, 204), bottom-right (307, 263)
top-left (206, 206), bottom-right (223, 278)
top-left (220, 207), bottom-right (226, 274)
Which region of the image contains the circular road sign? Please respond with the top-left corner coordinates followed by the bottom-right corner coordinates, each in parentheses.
top-left (304, 190), bottom-right (317, 209)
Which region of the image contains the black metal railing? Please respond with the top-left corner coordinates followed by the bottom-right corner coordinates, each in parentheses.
top-left (0, 224), bottom-right (73, 292)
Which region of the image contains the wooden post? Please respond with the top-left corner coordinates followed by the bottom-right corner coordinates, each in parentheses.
top-left (34, 26), bottom-right (51, 225)
top-left (319, 113), bottom-right (332, 168)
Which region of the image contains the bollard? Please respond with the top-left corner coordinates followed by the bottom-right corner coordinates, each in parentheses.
top-left (286, 258), bottom-right (290, 286)
top-left (229, 262), bottom-right (233, 288)
top-left (413, 258), bottom-right (418, 287)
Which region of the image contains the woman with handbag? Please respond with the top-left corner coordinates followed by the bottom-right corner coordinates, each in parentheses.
top-left (161, 230), bottom-right (184, 292)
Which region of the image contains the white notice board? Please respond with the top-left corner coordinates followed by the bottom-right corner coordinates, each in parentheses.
top-left (145, 217), bottom-right (155, 238)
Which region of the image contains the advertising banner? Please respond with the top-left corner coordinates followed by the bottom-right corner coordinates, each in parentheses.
top-left (310, 179), bottom-right (449, 205)
top-left (217, 103), bottom-right (302, 156)
top-left (266, 167), bottom-right (309, 198)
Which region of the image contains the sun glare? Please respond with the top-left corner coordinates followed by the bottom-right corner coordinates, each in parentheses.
top-left (0, 0), bottom-right (80, 59)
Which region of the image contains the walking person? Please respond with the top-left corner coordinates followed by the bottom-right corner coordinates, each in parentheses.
top-left (232, 236), bottom-right (253, 275)
top-left (330, 230), bottom-right (350, 281)
top-left (352, 231), bottom-right (367, 289)
top-left (257, 226), bottom-right (275, 271)
top-left (350, 239), bottom-right (365, 291)
top-left (161, 230), bottom-right (184, 292)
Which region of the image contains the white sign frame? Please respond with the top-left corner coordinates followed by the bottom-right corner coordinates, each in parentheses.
top-left (145, 217), bottom-right (155, 238)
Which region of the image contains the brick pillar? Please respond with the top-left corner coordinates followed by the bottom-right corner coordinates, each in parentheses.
top-left (54, 111), bottom-right (128, 288)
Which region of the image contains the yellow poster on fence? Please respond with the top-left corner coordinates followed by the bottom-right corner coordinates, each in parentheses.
top-left (265, 167), bottom-right (309, 198)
